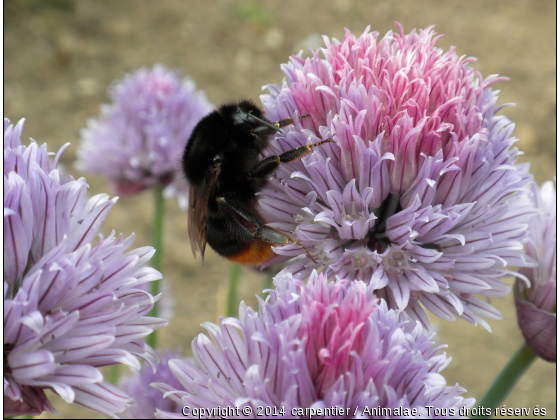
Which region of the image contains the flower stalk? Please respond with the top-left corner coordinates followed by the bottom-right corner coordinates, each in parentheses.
top-left (262, 274), bottom-right (274, 297)
top-left (147, 185), bottom-right (165, 349)
top-left (227, 263), bottom-right (242, 317)
top-left (472, 343), bottom-right (537, 419)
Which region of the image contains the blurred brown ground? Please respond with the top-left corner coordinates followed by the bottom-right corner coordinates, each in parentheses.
top-left (4, 0), bottom-right (556, 418)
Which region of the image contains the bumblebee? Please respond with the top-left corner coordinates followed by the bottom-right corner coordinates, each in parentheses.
top-left (182, 100), bottom-right (333, 265)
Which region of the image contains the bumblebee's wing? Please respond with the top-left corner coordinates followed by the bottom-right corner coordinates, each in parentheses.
top-left (187, 169), bottom-right (219, 262)
top-left (188, 185), bottom-right (208, 261)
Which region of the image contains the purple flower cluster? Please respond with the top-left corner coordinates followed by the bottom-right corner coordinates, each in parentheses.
top-left (120, 350), bottom-right (183, 419)
top-left (152, 272), bottom-right (474, 418)
top-left (258, 25), bottom-right (532, 329)
top-left (4, 119), bottom-right (167, 417)
top-left (75, 65), bottom-right (212, 207)
top-left (515, 181), bottom-right (556, 362)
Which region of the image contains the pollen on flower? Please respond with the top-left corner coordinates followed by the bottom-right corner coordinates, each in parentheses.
top-left (353, 254), bottom-right (368, 267)
top-left (385, 248), bottom-right (410, 271)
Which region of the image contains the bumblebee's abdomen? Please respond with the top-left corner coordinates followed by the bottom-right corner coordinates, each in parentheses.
top-left (225, 239), bottom-right (275, 265)
top-left (206, 215), bottom-right (274, 266)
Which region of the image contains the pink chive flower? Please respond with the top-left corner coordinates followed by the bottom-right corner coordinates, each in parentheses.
top-left (151, 272), bottom-right (474, 419)
top-left (119, 350), bottom-right (183, 419)
top-left (515, 181), bottom-right (556, 362)
top-left (258, 25), bottom-right (533, 329)
top-left (75, 65), bottom-right (212, 207)
top-left (4, 119), bottom-right (168, 417)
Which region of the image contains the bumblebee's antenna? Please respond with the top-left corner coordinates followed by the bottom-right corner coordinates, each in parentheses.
top-left (247, 112), bottom-right (283, 133)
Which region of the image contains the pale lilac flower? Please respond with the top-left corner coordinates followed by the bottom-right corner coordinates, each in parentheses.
top-left (4, 119), bottom-right (168, 417)
top-left (152, 271), bottom-right (474, 419)
top-left (258, 25), bottom-right (533, 329)
top-left (120, 350), bottom-right (183, 419)
top-left (138, 278), bottom-right (175, 321)
top-left (75, 65), bottom-right (212, 207)
top-left (515, 181), bottom-right (556, 362)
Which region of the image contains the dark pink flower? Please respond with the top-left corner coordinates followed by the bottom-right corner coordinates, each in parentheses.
top-left (152, 272), bottom-right (474, 418)
top-left (257, 25), bottom-right (533, 329)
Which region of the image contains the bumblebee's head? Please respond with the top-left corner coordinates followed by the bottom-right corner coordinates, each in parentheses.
top-left (219, 100), bottom-right (276, 151)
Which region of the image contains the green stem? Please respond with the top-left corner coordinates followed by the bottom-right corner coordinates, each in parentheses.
top-left (471, 342), bottom-right (537, 419)
top-left (262, 274), bottom-right (274, 298)
top-left (147, 185), bottom-right (165, 350)
top-left (108, 364), bottom-right (120, 385)
top-left (227, 264), bottom-right (242, 317)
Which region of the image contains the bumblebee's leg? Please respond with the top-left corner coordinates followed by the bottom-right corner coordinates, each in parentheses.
top-left (248, 155), bottom-right (281, 179)
top-left (254, 225), bottom-right (318, 263)
top-left (249, 137), bottom-right (335, 179)
top-left (250, 112), bottom-right (310, 137)
top-left (277, 137), bottom-right (334, 163)
top-left (217, 196), bottom-right (317, 262)
top-left (275, 113), bottom-right (310, 128)
top-left (216, 196), bottom-right (258, 228)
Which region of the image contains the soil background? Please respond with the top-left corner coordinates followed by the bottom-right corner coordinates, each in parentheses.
top-left (4, 0), bottom-right (556, 418)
